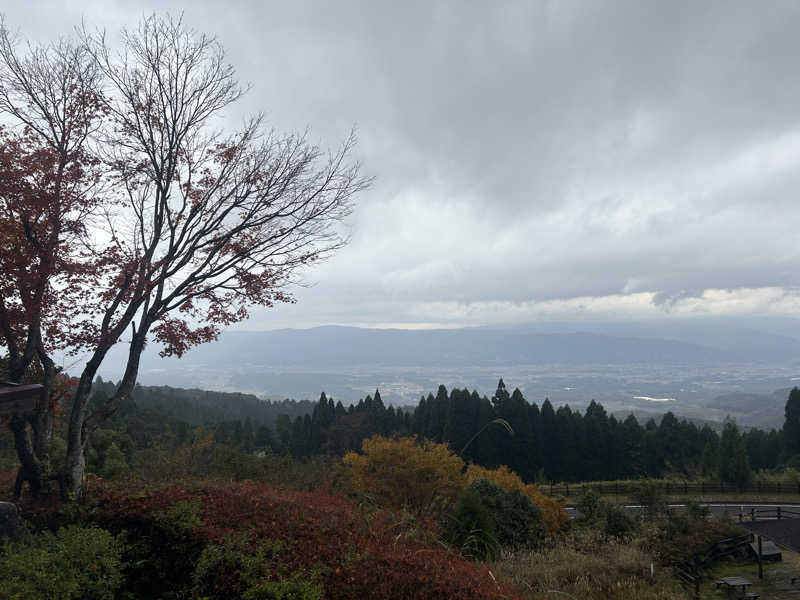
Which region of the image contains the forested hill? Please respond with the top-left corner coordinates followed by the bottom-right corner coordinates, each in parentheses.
top-left (91, 379), bottom-right (314, 429)
top-left (81, 378), bottom-right (792, 486)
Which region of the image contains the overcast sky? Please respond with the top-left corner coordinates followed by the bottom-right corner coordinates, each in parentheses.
top-left (7, 1), bottom-right (800, 329)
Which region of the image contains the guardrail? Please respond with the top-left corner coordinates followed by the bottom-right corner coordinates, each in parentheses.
top-left (739, 506), bottom-right (800, 522)
top-left (542, 481), bottom-right (800, 497)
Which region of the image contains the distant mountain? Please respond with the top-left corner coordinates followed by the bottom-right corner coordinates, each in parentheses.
top-left (81, 318), bottom-right (800, 410)
top-left (706, 388), bottom-right (791, 428)
top-left (122, 326), bottom-right (731, 370)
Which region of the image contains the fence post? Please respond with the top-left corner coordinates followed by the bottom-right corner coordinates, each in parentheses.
top-left (684, 480), bottom-right (688, 494)
top-left (751, 507), bottom-right (756, 522)
top-left (758, 535), bottom-right (763, 580)
top-left (778, 507), bottom-right (782, 520)
top-left (565, 483), bottom-right (569, 497)
top-left (701, 481), bottom-right (705, 494)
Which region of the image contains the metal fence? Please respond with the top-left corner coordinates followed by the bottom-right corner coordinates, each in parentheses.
top-left (738, 506), bottom-right (800, 522)
top-left (542, 480), bottom-right (800, 497)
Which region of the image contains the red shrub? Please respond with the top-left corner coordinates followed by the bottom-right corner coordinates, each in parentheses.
top-left (14, 478), bottom-right (520, 599)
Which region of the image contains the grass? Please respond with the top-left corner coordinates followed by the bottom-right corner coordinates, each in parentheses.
top-left (491, 531), bottom-right (690, 600)
top-left (697, 549), bottom-right (800, 600)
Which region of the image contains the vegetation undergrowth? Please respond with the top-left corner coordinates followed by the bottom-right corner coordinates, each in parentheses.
top-left (6, 476), bottom-right (520, 600)
top-left (492, 531), bottom-right (690, 600)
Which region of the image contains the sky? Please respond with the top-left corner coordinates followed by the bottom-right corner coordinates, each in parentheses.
top-left (6, 1), bottom-right (800, 329)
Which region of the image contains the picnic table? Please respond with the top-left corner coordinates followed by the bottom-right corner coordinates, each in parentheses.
top-left (715, 576), bottom-right (758, 598)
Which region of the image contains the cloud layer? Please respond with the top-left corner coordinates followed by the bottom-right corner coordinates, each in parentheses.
top-left (8, 1), bottom-right (800, 328)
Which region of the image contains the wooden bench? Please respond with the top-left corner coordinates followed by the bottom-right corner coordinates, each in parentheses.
top-left (715, 576), bottom-right (754, 598)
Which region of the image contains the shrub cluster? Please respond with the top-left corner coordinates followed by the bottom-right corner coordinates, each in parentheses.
top-left (342, 436), bottom-right (465, 511)
top-left (340, 436), bottom-right (568, 534)
top-left (447, 479), bottom-right (544, 560)
top-left (0, 525), bottom-right (123, 600)
top-left (465, 463), bottom-right (568, 533)
top-left (576, 490), bottom-right (638, 541)
top-left (83, 479), bottom-right (520, 599)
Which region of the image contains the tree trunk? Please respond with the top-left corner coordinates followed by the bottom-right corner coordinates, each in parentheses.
top-left (10, 413), bottom-right (44, 499)
top-left (64, 322), bottom-right (150, 499)
top-left (8, 347), bottom-right (56, 500)
top-left (63, 352), bottom-right (106, 500)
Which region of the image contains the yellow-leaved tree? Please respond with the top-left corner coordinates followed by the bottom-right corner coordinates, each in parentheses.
top-left (466, 464), bottom-right (568, 533)
top-left (342, 436), bottom-right (464, 511)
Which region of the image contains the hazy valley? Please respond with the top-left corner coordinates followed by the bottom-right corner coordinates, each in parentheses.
top-left (89, 317), bottom-right (800, 429)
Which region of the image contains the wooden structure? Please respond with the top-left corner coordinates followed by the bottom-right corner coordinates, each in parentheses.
top-left (0, 381), bottom-right (44, 415)
top-left (715, 576), bottom-right (758, 598)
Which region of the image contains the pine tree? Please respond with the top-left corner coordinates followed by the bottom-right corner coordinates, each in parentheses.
top-left (784, 387), bottom-right (800, 459)
top-left (719, 420), bottom-right (751, 489)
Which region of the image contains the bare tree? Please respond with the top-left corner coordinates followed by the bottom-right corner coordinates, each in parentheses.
top-left (0, 14), bottom-right (368, 499)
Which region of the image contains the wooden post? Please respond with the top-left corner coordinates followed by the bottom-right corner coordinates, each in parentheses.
top-left (778, 506), bottom-right (782, 520)
top-left (758, 535), bottom-right (763, 580)
top-left (751, 507), bottom-right (756, 522)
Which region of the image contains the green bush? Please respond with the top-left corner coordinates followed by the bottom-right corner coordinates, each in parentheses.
top-left (576, 490), bottom-right (602, 521)
top-left (193, 532), bottom-right (323, 600)
top-left (447, 479), bottom-right (544, 560)
top-left (633, 480), bottom-right (667, 520)
top-left (446, 485), bottom-right (499, 561)
top-left (603, 505), bottom-right (637, 540)
top-left (154, 498), bottom-right (205, 533)
top-left (0, 525), bottom-right (124, 600)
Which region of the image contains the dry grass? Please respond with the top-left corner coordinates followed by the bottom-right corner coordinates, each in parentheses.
top-left (491, 531), bottom-right (690, 600)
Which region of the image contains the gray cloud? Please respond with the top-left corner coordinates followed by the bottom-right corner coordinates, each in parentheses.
top-left (6, 1), bottom-right (800, 327)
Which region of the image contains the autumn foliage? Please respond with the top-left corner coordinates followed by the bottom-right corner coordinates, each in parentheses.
top-left (466, 464), bottom-right (569, 533)
top-left (77, 478), bottom-right (521, 599)
top-left (342, 435), bottom-right (465, 510)
top-left (342, 436), bottom-right (568, 534)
